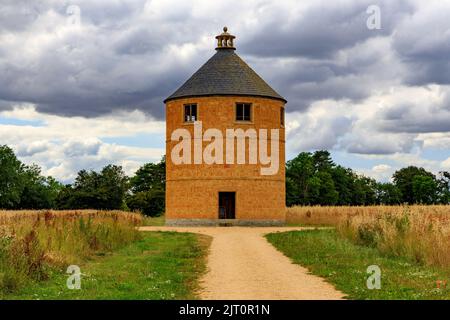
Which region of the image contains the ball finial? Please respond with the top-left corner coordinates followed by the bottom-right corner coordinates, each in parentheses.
top-left (223, 26), bottom-right (228, 33)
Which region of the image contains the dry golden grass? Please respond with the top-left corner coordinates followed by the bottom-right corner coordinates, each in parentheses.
top-left (287, 205), bottom-right (450, 270)
top-left (0, 209), bottom-right (143, 224)
top-left (0, 210), bottom-right (143, 292)
top-left (287, 205), bottom-right (450, 225)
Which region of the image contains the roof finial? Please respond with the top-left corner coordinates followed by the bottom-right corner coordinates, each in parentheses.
top-left (215, 26), bottom-right (235, 50)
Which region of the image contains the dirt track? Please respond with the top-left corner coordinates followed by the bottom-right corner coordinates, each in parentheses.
top-left (140, 226), bottom-right (344, 300)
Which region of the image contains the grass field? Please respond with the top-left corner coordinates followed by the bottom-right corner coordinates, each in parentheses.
top-left (267, 229), bottom-right (450, 300)
top-left (3, 231), bottom-right (210, 300)
top-left (287, 205), bottom-right (450, 270)
top-left (2, 206), bottom-right (449, 300)
top-left (0, 210), bottom-right (210, 299)
top-left (0, 210), bottom-right (143, 294)
top-left (286, 205), bottom-right (450, 226)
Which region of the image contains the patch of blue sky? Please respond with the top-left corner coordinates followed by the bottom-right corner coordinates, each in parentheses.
top-left (420, 148), bottom-right (450, 161)
top-left (0, 117), bottom-right (45, 127)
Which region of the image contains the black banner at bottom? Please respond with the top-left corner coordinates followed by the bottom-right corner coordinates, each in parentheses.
top-left (1, 300), bottom-right (446, 319)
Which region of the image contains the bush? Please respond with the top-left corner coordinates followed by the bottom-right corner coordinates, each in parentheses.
top-left (126, 189), bottom-right (165, 216)
top-left (357, 222), bottom-right (383, 247)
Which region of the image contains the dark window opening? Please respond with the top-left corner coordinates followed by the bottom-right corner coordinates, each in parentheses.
top-left (236, 103), bottom-right (251, 121)
top-left (281, 107), bottom-right (285, 127)
top-left (184, 104), bottom-right (197, 122)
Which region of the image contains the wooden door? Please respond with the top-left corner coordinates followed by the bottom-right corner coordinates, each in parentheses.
top-left (218, 192), bottom-right (235, 219)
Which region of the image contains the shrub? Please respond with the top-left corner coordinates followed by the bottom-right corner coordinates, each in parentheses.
top-left (126, 189), bottom-right (165, 216)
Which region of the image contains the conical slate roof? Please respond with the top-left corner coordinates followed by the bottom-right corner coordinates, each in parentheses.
top-left (164, 48), bottom-right (286, 103)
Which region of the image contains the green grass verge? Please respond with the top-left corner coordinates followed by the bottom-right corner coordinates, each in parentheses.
top-left (285, 222), bottom-right (331, 228)
top-left (2, 231), bottom-right (210, 300)
top-left (142, 215), bottom-right (165, 226)
top-left (266, 229), bottom-right (450, 300)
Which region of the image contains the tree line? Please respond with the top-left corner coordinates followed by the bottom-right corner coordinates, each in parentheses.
top-left (1, 145), bottom-right (449, 215)
top-left (0, 145), bottom-right (165, 216)
top-left (286, 150), bottom-right (450, 206)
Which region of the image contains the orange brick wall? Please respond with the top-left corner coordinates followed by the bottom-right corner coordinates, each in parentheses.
top-left (165, 96), bottom-right (286, 222)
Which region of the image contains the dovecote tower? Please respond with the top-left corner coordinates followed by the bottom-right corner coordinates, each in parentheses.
top-left (164, 27), bottom-right (287, 225)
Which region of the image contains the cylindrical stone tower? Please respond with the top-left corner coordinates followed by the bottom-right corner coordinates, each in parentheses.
top-left (164, 27), bottom-right (287, 226)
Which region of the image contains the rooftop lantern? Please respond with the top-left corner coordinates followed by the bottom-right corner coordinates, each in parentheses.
top-left (215, 26), bottom-right (236, 50)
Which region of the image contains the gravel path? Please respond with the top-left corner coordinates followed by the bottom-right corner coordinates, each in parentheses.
top-left (140, 226), bottom-right (344, 300)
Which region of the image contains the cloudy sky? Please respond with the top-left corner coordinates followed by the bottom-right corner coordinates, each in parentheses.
top-left (1, 0), bottom-right (450, 183)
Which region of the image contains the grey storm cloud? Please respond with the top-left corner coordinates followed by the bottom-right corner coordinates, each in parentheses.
top-left (378, 108), bottom-right (450, 134)
top-left (239, 0), bottom-right (414, 59)
top-left (0, 1), bottom-right (45, 32)
top-left (16, 142), bottom-right (51, 157)
top-left (0, 0), bottom-right (205, 118)
top-left (0, 0), bottom-right (448, 132)
top-left (392, 3), bottom-right (450, 86)
top-left (345, 135), bottom-right (418, 155)
top-left (63, 139), bottom-right (102, 157)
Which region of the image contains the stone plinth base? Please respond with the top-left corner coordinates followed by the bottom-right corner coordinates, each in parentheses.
top-left (165, 218), bottom-right (285, 227)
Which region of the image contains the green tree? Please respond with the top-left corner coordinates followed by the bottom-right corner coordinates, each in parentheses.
top-left (305, 175), bottom-right (321, 205)
top-left (65, 165), bottom-right (129, 210)
top-left (412, 175), bottom-right (439, 204)
top-left (286, 150), bottom-right (398, 206)
top-left (285, 177), bottom-right (298, 206)
top-left (330, 166), bottom-right (354, 205)
top-left (286, 152), bottom-right (315, 205)
top-left (99, 164), bottom-right (129, 210)
top-left (45, 176), bottom-right (65, 207)
top-left (130, 156), bottom-right (165, 193)
top-left (72, 170), bottom-right (102, 209)
top-left (376, 183), bottom-right (402, 205)
top-left (0, 145), bottom-right (25, 208)
top-left (127, 157), bottom-right (166, 216)
top-left (353, 176), bottom-right (377, 205)
top-left (55, 184), bottom-right (77, 209)
top-left (19, 165), bottom-right (63, 209)
top-left (437, 171), bottom-right (450, 204)
top-left (393, 166), bottom-right (437, 204)
top-left (126, 189), bottom-right (165, 216)
top-left (315, 171), bottom-right (338, 205)
top-left (312, 150), bottom-right (334, 172)
top-left (99, 165), bottom-right (129, 209)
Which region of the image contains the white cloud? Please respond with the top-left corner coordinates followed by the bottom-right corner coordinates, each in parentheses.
top-left (350, 151), bottom-right (450, 181)
top-left (0, 105), bottom-right (164, 182)
top-left (442, 157), bottom-right (450, 170)
top-left (356, 164), bottom-right (394, 182)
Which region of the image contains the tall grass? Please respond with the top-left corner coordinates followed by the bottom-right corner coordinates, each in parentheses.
top-left (287, 205), bottom-right (450, 270)
top-left (0, 210), bottom-right (142, 293)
